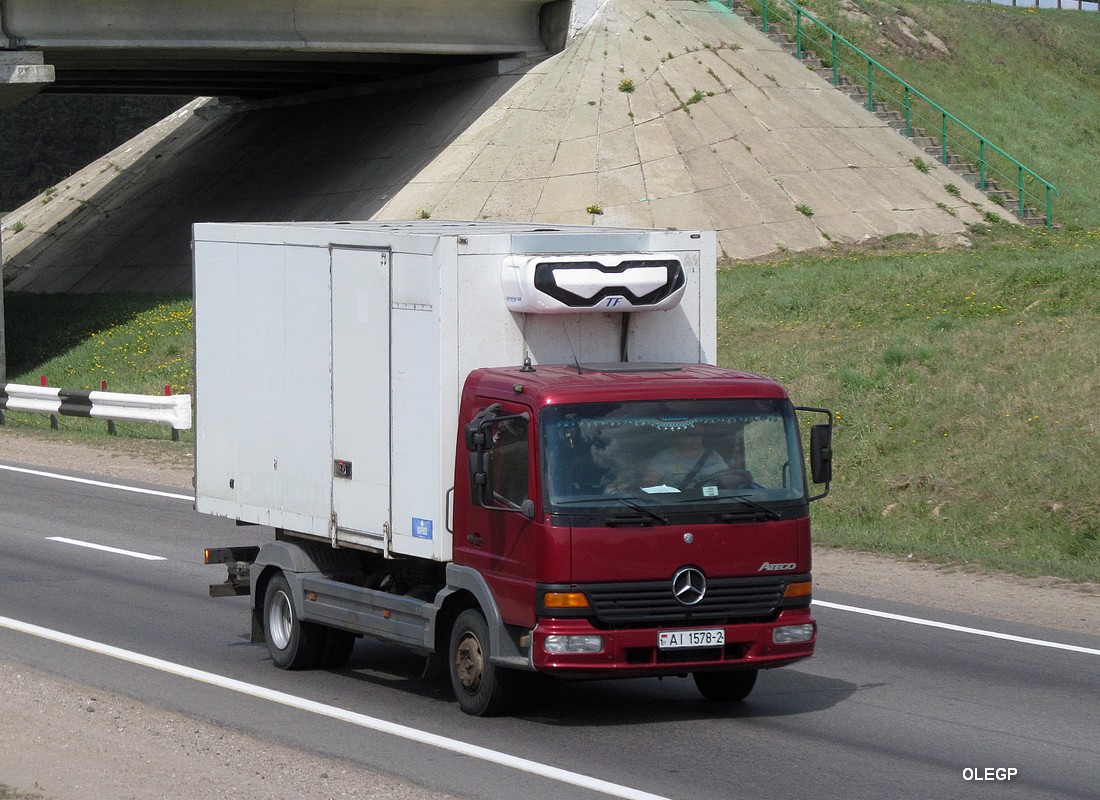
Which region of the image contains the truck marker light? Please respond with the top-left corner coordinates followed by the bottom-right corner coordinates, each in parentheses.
top-left (307, 592), bottom-right (318, 602)
top-left (782, 581), bottom-right (812, 598)
top-left (543, 592), bottom-right (590, 609)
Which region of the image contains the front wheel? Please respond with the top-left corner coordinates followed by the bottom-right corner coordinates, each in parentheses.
top-left (693, 669), bottom-right (758, 702)
top-left (262, 573), bottom-right (326, 670)
top-left (448, 609), bottom-right (515, 716)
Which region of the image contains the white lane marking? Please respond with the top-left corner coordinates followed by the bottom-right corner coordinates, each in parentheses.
top-left (46, 536), bottom-right (166, 562)
top-left (0, 463), bottom-right (192, 501)
top-left (0, 615), bottom-right (671, 800)
top-left (815, 600), bottom-right (1100, 656)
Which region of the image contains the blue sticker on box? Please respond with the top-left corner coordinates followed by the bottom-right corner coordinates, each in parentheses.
top-left (412, 517), bottom-right (433, 540)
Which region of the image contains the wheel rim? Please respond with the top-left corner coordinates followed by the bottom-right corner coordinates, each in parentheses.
top-left (454, 630), bottom-right (485, 695)
top-left (267, 589), bottom-right (293, 650)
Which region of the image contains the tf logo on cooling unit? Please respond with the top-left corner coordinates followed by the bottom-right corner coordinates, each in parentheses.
top-left (672, 566), bottom-right (707, 606)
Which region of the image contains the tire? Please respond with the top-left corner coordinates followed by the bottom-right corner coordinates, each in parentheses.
top-left (448, 609), bottom-right (514, 717)
top-left (262, 573), bottom-right (326, 670)
top-left (318, 628), bottom-right (357, 669)
top-left (693, 669), bottom-right (758, 703)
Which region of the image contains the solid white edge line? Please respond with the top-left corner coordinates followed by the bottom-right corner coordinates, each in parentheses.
top-left (46, 536), bottom-right (166, 561)
top-left (0, 615), bottom-right (671, 800)
top-left (814, 600), bottom-right (1100, 656)
top-left (0, 463), bottom-right (192, 501)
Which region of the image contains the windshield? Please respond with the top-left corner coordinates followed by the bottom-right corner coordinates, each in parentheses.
top-left (541, 399), bottom-right (807, 518)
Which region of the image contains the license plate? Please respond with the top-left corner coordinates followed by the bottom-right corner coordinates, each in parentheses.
top-left (658, 628), bottom-right (725, 650)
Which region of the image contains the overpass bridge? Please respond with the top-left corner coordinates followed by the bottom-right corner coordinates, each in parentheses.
top-left (0, 0), bottom-right (577, 101)
top-left (0, 0), bottom-right (1011, 384)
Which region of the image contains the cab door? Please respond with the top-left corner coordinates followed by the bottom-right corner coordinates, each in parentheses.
top-left (456, 401), bottom-right (538, 626)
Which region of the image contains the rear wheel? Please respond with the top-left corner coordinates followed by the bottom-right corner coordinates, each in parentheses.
top-left (262, 573), bottom-right (326, 669)
top-left (693, 669), bottom-right (758, 702)
top-left (449, 609), bottom-right (514, 716)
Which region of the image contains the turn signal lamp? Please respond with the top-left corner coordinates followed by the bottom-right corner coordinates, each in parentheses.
top-left (543, 591), bottom-right (590, 609)
top-left (782, 581), bottom-right (812, 599)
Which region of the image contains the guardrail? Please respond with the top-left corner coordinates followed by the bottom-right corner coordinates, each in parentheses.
top-left (733, 0), bottom-right (1059, 228)
top-left (0, 383), bottom-right (192, 438)
top-left (971, 0), bottom-right (1097, 9)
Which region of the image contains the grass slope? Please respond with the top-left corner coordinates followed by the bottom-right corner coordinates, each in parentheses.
top-left (719, 226), bottom-right (1100, 582)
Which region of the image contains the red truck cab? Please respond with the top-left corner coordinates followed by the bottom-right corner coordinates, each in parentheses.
top-left (453, 361), bottom-right (830, 710)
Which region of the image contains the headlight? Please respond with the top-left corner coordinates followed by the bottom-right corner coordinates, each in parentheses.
top-left (543, 634), bottom-right (604, 654)
top-left (772, 623), bottom-right (815, 644)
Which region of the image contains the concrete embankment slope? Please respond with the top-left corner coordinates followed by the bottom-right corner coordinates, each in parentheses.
top-left (1, 0), bottom-right (1004, 293)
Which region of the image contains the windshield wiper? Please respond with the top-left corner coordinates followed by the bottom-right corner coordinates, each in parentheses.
top-left (723, 495), bottom-right (781, 520)
top-left (610, 497), bottom-right (669, 525)
top-left (674, 493), bottom-right (781, 520)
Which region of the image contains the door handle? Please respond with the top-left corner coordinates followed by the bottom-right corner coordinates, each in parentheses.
top-left (466, 533), bottom-right (484, 547)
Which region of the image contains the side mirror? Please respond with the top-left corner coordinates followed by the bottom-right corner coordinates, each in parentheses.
top-left (795, 406), bottom-right (833, 501)
top-left (810, 424), bottom-right (832, 485)
top-left (464, 404), bottom-right (501, 506)
top-left (467, 449), bottom-right (494, 507)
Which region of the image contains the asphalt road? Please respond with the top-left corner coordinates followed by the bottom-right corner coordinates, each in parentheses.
top-left (1, 462), bottom-right (1097, 800)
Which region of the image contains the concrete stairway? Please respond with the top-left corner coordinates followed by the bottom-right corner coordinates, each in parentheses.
top-left (731, 3), bottom-right (1046, 226)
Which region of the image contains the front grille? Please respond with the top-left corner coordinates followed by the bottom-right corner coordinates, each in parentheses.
top-left (585, 576), bottom-right (785, 627)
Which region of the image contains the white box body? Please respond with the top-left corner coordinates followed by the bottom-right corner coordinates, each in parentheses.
top-left (192, 220), bottom-right (716, 561)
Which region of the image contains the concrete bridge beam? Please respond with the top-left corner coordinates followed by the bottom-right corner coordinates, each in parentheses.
top-left (1, 0), bottom-right (550, 56)
top-left (0, 51), bottom-right (54, 109)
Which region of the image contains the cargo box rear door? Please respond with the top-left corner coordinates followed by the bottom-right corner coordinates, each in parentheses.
top-left (330, 247), bottom-right (391, 550)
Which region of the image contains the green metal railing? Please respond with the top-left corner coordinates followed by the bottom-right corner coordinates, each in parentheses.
top-left (726, 0), bottom-right (1059, 228)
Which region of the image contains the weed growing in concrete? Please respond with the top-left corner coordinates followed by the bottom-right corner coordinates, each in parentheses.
top-left (796, 204), bottom-right (814, 218)
top-left (618, 78), bottom-right (635, 93)
top-left (586, 203), bottom-right (604, 215)
top-left (911, 157), bottom-right (931, 174)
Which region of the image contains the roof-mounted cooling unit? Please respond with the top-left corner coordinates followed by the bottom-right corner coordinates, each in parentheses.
top-left (502, 254), bottom-right (686, 314)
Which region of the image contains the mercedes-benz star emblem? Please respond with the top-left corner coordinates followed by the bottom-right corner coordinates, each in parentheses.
top-left (672, 566), bottom-right (707, 606)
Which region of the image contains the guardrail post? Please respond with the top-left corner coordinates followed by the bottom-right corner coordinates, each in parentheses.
top-left (940, 113), bottom-right (948, 165)
top-left (979, 140), bottom-right (987, 190)
top-left (41, 375), bottom-right (59, 430)
top-left (796, 9), bottom-right (803, 58)
top-left (1017, 165), bottom-right (1025, 219)
top-left (831, 35), bottom-right (838, 86)
top-left (165, 385), bottom-right (180, 442)
top-left (904, 87), bottom-right (911, 137)
top-left (762, 0), bottom-right (769, 34)
top-left (1046, 187), bottom-right (1053, 230)
top-left (866, 61), bottom-right (874, 111)
top-left (102, 380), bottom-right (117, 435)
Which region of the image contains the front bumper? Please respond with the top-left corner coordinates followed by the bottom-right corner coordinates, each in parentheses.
top-left (530, 608), bottom-right (815, 677)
